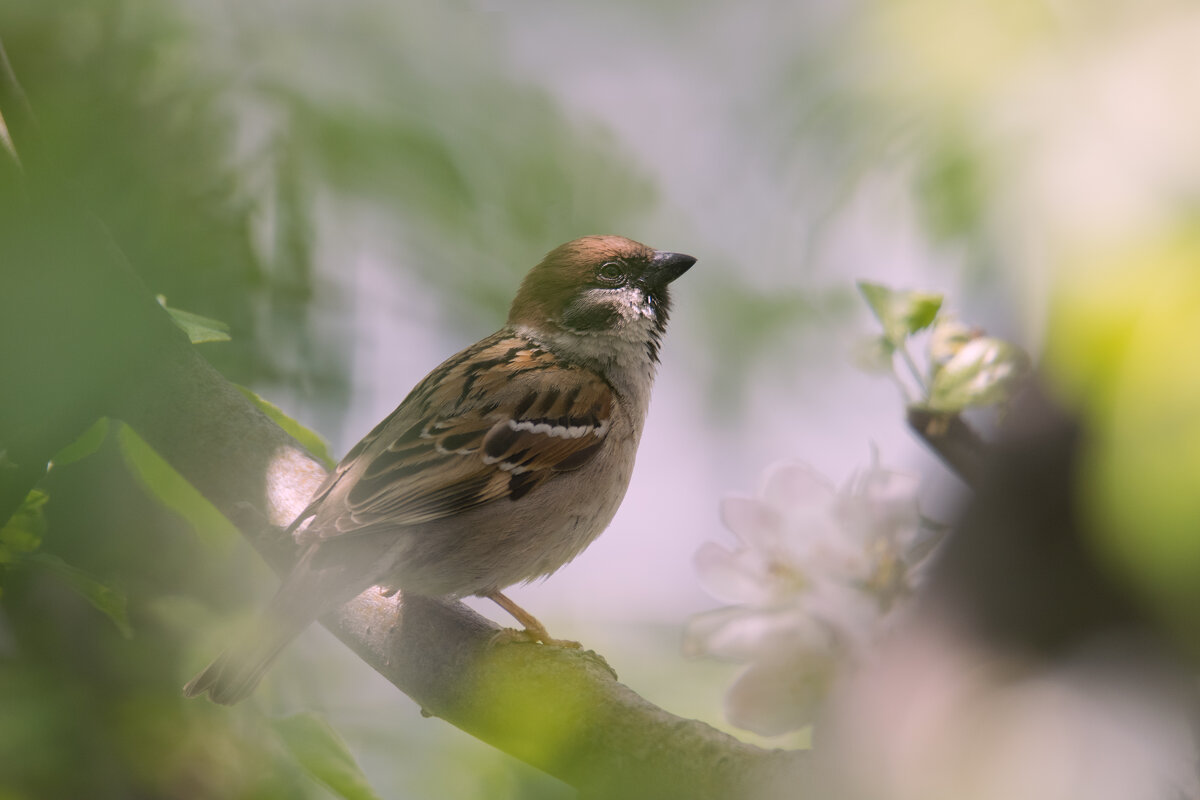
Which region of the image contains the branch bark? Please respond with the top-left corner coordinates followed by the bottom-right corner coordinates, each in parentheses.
top-left (906, 406), bottom-right (986, 488)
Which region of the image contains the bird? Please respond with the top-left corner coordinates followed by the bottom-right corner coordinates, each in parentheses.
top-left (184, 234), bottom-right (696, 704)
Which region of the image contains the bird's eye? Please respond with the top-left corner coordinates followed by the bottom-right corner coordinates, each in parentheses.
top-left (596, 262), bottom-right (624, 284)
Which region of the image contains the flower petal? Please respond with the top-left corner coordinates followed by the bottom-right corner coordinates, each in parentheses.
top-left (835, 465), bottom-right (922, 559)
top-left (693, 542), bottom-right (774, 605)
top-left (719, 496), bottom-right (784, 551)
top-left (804, 577), bottom-right (882, 653)
top-left (760, 462), bottom-right (836, 512)
top-left (725, 656), bottom-right (835, 736)
top-left (683, 606), bottom-right (760, 659)
top-left (854, 467), bottom-right (921, 529)
top-left (683, 604), bottom-right (825, 661)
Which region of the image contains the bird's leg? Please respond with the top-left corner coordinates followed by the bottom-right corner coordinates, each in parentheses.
top-left (485, 591), bottom-right (581, 648)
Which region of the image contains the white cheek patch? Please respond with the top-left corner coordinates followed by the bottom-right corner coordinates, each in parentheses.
top-left (527, 283), bottom-right (663, 373)
top-left (586, 287), bottom-right (654, 322)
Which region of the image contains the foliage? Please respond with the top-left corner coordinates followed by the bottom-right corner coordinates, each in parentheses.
top-left (0, 458), bottom-right (131, 638)
top-left (0, 412), bottom-right (382, 798)
top-left (272, 713), bottom-right (383, 800)
top-left (857, 281), bottom-right (1029, 413)
top-left (858, 281), bottom-right (942, 345)
top-left (160, 296), bottom-right (233, 345)
top-left (237, 386), bottom-right (335, 469)
top-left (1046, 229), bottom-right (1200, 648)
top-left (116, 423), bottom-right (241, 550)
top-left (0, 489), bottom-right (46, 570)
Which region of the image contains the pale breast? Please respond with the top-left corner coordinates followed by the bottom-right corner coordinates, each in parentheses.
top-left (379, 400), bottom-right (642, 598)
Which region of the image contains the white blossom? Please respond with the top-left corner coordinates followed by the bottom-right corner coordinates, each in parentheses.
top-left (684, 459), bottom-right (924, 735)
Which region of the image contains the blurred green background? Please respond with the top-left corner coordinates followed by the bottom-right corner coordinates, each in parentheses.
top-left (5, 0), bottom-right (1200, 797)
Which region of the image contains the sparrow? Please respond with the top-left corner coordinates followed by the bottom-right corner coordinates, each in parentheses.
top-left (184, 235), bottom-right (695, 704)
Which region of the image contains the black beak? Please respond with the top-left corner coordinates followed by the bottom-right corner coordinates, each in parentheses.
top-left (647, 250), bottom-right (697, 287)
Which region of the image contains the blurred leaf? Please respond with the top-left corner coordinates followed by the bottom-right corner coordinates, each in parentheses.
top-left (305, 105), bottom-right (472, 224)
top-left (50, 418), bottom-right (110, 467)
top-left (27, 552), bottom-right (132, 638)
top-left (916, 139), bottom-right (986, 243)
top-left (1052, 230), bottom-right (1200, 645)
top-left (852, 334), bottom-right (896, 374)
top-left (702, 281), bottom-right (853, 412)
top-left (0, 489), bottom-right (48, 563)
top-left (157, 296), bottom-right (232, 344)
top-left (236, 386), bottom-right (334, 469)
top-left (925, 337), bottom-right (1028, 412)
top-left (858, 282), bottom-right (943, 344)
top-left (115, 423), bottom-right (239, 549)
top-left (272, 712), bottom-right (383, 800)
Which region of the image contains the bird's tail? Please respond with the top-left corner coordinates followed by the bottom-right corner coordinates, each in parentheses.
top-left (185, 536), bottom-right (386, 704)
top-left (183, 591), bottom-right (318, 705)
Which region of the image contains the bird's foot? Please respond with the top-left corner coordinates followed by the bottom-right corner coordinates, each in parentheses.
top-left (489, 626), bottom-right (582, 649)
top-left (483, 590), bottom-right (581, 648)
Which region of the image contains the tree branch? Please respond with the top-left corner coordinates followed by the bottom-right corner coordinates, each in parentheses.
top-left (906, 406), bottom-right (986, 488)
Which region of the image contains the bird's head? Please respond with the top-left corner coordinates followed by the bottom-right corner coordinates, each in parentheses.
top-left (508, 235), bottom-right (696, 364)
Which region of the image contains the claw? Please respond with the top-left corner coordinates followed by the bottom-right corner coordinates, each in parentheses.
top-left (489, 626), bottom-right (582, 648)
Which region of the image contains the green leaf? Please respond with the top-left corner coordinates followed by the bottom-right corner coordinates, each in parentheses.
top-left (858, 282), bottom-right (943, 344)
top-left (51, 418), bottom-right (110, 467)
top-left (157, 295), bottom-right (232, 344)
top-left (0, 489), bottom-right (48, 563)
top-left (116, 423), bottom-right (239, 549)
top-left (916, 139), bottom-right (985, 243)
top-left (273, 712), bottom-right (384, 800)
top-left (28, 552), bottom-right (133, 638)
top-left (852, 334), bottom-right (897, 374)
top-left (926, 337), bottom-right (1029, 412)
top-left (237, 386), bottom-right (335, 469)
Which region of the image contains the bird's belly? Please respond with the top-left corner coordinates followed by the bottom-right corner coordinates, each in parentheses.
top-left (381, 444), bottom-right (635, 598)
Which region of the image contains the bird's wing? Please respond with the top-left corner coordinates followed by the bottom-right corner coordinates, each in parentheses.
top-left (294, 332), bottom-right (615, 537)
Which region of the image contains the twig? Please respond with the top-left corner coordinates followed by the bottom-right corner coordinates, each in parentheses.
top-left (906, 406), bottom-right (986, 488)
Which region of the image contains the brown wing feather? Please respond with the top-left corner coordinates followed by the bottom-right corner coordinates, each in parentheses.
top-left (300, 331), bottom-right (615, 537)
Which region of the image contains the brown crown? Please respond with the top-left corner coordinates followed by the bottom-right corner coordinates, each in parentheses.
top-left (507, 235), bottom-right (656, 327)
